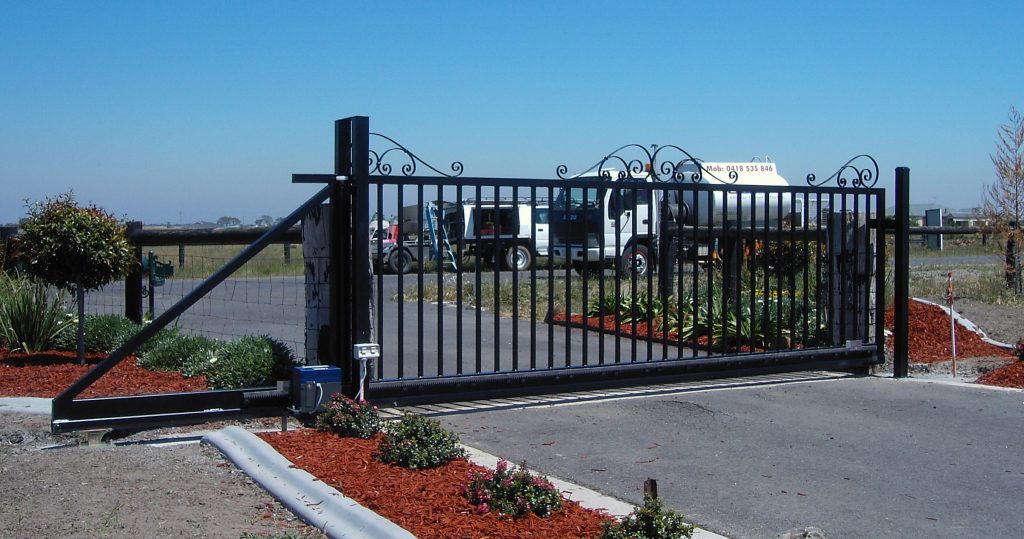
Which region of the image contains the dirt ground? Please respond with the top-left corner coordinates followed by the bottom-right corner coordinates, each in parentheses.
top-left (0, 412), bottom-right (324, 539)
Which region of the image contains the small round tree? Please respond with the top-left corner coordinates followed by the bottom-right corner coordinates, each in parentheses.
top-left (18, 193), bottom-right (135, 363)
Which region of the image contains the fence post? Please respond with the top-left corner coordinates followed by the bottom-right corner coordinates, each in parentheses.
top-left (178, 244), bottom-right (186, 268)
top-left (1, 225), bottom-right (17, 268)
top-left (303, 205), bottom-right (330, 365)
top-left (284, 242), bottom-right (291, 264)
top-left (124, 221), bottom-right (144, 324)
top-left (335, 116), bottom-right (373, 398)
top-left (893, 168), bottom-right (910, 378)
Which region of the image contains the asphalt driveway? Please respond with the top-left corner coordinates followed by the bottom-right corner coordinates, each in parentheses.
top-left (434, 375), bottom-right (1023, 538)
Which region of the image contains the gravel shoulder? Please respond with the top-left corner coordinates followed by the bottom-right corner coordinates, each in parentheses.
top-left (0, 411), bottom-right (323, 539)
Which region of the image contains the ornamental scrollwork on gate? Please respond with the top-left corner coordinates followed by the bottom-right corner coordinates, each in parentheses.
top-left (369, 133), bottom-right (464, 177)
top-left (806, 155), bottom-right (879, 188)
top-left (556, 144), bottom-right (735, 184)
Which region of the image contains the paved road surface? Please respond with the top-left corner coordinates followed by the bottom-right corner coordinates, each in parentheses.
top-left (433, 376), bottom-right (1024, 539)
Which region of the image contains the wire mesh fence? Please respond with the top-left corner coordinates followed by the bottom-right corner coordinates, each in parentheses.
top-left (81, 244), bottom-right (306, 358)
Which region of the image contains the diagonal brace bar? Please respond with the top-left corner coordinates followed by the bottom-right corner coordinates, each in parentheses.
top-left (52, 183), bottom-right (336, 417)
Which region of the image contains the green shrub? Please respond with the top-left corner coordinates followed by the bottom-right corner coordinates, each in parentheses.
top-left (17, 193), bottom-right (134, 292)
top-left (600, 496), bottom-right (694, 539)
top-left (204, 335), bottom-right (297, 390)
top-left (52, 314), bottom-right (142, 354)
top-left (375, 413), bottom-right (466, 470)
top-left (0, 274), bottom-right (75, 353)
top-left (136, 332), bottom-right (218, 377)
top-left (315, 394), bottom-right (382, 438)
top-left (461, 459), bottom-right (562, 517)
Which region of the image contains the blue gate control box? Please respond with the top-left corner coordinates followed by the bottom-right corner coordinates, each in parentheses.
top-left (291, 365), bottom-right (342, 414)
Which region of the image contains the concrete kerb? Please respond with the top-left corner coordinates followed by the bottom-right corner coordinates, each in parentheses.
top-left (462, 445), bottom-right (728, 539)
top-left (0, 396), bottom-right (51, 415)
top-left (202, 425), bottom-right (416, 539)
top-left (3, 397), bottom-right (726, 536)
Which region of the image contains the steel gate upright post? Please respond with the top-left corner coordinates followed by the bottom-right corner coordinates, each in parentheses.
top-left (124, 221), bottom-right (144, 324)
top-left (334, 116), bottom-right (373, 398)
top-left (894, 167), bottom-right (910, 377)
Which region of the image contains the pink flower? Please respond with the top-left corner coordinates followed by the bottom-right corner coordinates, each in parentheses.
top-left (476, 502), bottom-right (490, 515)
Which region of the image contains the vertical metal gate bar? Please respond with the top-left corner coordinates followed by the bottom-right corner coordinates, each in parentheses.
top-left (375, 185), bottom-right (385, 379)
top-left (815, 192), bottom-right (824, 348)
top-left (741, 187), bottom-right (749, 354)
top-left (492, 197), bottom-right (501, 373)
top-left (396, 186), bottom-right (405, 379)
top-left (614, 184), bottom-right (623, 364)
top-left (773, 192), bottom-right (782, 350)
top-left (417, 184), bottom-right (425, 378)
top-left (512, 185), bottom-right (520, 372)
top-left (436, 184), bottom-right (444, 376)
top-left (580, 187), bottom-right (590, 367)
top-left (762, 190), bottom-right (771, 350)
top-left (798, 192), bottom-right (806, 348)
top-left (840, 191), bottom-right (849, 343)
top-left (474, 191), bottom-right (482, 374)
top-left (690, 188), bottom-right (699, 359)
top-left (530, 186), bottom-right (538, 371)
top-left (788, 191), bottom-right (796, 347)
top-left (645, 184), bottom-right (654, 364)
top-left (547, 185), bottom-right (555, 370)
top-left (456, 186), bottom-right (464, 376)
top-left (853, 193), bottom-right (862, 341)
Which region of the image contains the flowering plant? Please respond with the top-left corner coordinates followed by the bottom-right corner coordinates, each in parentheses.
top-left (315, 393), bottom-right (382, 438)
top-left (461, 459), bottom-right (563, 517)
top-left (1015, 337), bottom-right (1024, 361)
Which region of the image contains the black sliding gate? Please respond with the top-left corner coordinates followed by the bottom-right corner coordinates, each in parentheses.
top-left (50, 116), bottom-right (889, 432)
top-left (306, 117), bottom-right (887, 405)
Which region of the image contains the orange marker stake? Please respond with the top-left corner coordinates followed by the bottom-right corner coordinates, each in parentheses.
top-left (946, 272), bottom-right (956, 378)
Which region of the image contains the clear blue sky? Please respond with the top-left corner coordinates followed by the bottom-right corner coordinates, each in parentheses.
top-left (2, 1), bottom-right (1021, 225)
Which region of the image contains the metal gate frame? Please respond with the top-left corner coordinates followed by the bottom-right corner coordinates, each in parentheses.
top-left (300, 117), bottom-right (897, 406)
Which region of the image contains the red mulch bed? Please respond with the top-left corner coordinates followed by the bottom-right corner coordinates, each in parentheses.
top-left (258, 429), bottom-right (612, 539)
top-left (0, 348), bottom-right (207, 398)
top-left (883, 300), bottom-right (1015, 363)
top-left (976, 361), bottom-right (1024, 388)
top-left (550, 312), bottom-right (759, 353)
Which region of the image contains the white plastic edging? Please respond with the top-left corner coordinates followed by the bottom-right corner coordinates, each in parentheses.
top-left (202, 426), bottom-right (414, 539)
top-left (911, 297), bottom-right (1013, 349)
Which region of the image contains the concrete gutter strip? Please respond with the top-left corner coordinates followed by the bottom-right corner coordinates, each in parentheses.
top-left (0, 397), bottom-right (52, 415)
top-left (201, 426), bottom-right (415, 539)
top-left (912, 297), bottom-right (1013, 348)
top-left (462, 445), bottom-right (730, 539)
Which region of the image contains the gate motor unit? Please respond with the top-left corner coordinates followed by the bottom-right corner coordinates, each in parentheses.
top-left (291, 365), bottom-right (342, 414)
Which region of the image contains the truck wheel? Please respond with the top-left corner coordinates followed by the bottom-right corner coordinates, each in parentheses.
top-left (388, 249), bottom-right (413, 274)
top-left (504, 244), bottom-right (533, 271)
top-left (621, 244), bottom-right (650, 277)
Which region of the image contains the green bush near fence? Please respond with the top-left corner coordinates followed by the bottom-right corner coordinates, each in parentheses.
top-left (0, 273), bottom-right (76, 353)
top-left (136, 332), bottom-right (218, 377)
top-left (138, 332), bottom-right (299, 390)
top-left (52, 314), bottom-right (139, 354)
top-left (203, 335), bottom-right (299, 390)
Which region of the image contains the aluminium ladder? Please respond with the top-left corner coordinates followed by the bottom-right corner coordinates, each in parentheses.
top-left (424, 202), bottom-right (458, 271)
